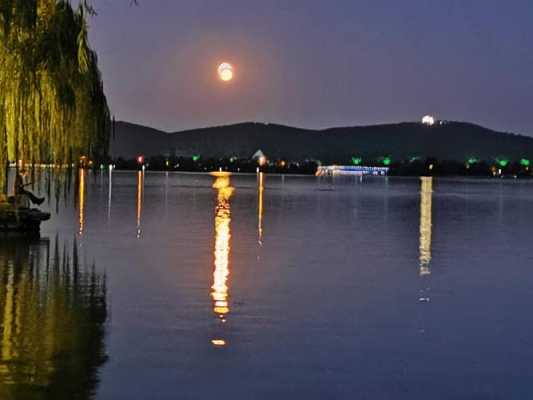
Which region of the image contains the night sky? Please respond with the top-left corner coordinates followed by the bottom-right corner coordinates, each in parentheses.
top-left (88, 0), bottom-right (533, 135)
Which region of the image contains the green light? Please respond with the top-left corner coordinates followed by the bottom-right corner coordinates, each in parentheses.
top-left (497, 158), bottom-right (509, 167)
top-left (382, 157), bottom-right (391, 166)
top-left (467, 158), bottom-right (478, 165)
top-left (520, 158), bottom-right (530, 167)
top-left (351, 157), bottom-right (362, 165)
top-left (409, 156), bottom-right (420, 163)
top-left (192, 155), bottom-right (201, 162)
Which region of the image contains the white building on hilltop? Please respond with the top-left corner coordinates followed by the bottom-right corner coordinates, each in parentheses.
top-left (421, 115), bottom-right (436, 126)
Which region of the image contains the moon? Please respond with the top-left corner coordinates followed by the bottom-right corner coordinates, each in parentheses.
top-left (217, 62), bottom-right (234, 82)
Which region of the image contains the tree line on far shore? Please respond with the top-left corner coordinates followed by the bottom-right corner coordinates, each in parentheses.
top-left (109, 155), bottom-right (533, 177)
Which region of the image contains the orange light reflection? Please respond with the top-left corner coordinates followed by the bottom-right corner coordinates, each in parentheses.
top-left (211, 174), bottom-right (234, 321)
top-left (258, 172), bottom-right (264, 245)
top-left (136, 171), bottom-right (144, 239)
top-left (78, 169), bottom-right (85, 236)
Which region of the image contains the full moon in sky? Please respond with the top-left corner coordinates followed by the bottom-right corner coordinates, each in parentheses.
top-left (217, 62), bottom-right (234, 82)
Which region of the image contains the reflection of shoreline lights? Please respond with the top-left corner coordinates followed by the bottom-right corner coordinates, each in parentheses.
top-left (211, 174), bottom-right (234, 321)
top-left (107, 165), bottom-right (113, 222)
top-left (136, 171), bottom-right (144, 239)
top-left (258, 172), bottom-right (264, 245)
top-left (419, 177), bottom-right (433, 276)
top-left (79, 168), bottom-right (85, 236)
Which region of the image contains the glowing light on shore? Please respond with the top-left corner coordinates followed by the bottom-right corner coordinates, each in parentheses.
top-left (351, 157), bottom-right (362, 166)
top-left (422, 115), bottom-right (435, 126)
top-left (217, 62), bottom-right (234, 82)
top-left (497, 158), bottom-right (509, 168)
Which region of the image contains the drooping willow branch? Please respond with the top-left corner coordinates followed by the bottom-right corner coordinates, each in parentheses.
top-left (0, 0), bottom-right (111, 193)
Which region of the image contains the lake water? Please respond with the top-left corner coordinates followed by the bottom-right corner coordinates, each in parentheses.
top-left (1, 171), bottom-right (533, 399)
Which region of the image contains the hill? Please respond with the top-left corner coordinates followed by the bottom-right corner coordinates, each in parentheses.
top-left (111, 121), bottom-right (533, 162)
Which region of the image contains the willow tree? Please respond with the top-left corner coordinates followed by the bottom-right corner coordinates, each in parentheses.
top-left (0, 0), bottom-right (111, 192)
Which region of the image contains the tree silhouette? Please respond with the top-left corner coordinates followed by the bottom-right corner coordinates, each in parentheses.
top-left (0, 1), bottom-right (111, 192)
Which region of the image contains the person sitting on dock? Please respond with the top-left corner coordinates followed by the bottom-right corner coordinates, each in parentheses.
top-left (14, 169), bottom-right (44, 206)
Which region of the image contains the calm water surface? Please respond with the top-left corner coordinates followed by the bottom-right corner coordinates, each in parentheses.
top-left (1, 171), bottom-right (533, 399)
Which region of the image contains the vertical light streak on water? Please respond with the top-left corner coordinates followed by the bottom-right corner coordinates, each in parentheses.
top-left (136, 171), bottom-right (144, 239)
top-left (258, 172), bottom-right (264, 245)
top-left (164, 171), bottom-right (169, 216)
top-left (210, 174), bottom-right (234, 346)
top-left (419, 177), bottom-right (433, 276)
top-left (1, 268), bottom-right (14, 368)
top-left (107, 165), bottom-right (113, 223)
top-left (78, 168), bottom-right (86, 236)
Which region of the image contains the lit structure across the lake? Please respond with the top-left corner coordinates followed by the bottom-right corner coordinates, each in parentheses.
top-left (419, 177), bottom-right (433, 276)
top-left (211, 339), bottom-right (226, 347)
top-left (316, 165), bottom-right (389, 177)
top-left (211, 173), bottom-right (234, 323)
top-left (422, 115), bottom-right (436, 126)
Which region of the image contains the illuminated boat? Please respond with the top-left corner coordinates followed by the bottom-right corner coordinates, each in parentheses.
top-left (316, 165), bottom-right (389, 177)
top-left (0, 195), bottom-right (50, 233)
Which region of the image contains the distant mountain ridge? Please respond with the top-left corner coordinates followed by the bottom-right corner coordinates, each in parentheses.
top-left (111, 120), bottom-right (533, 162)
